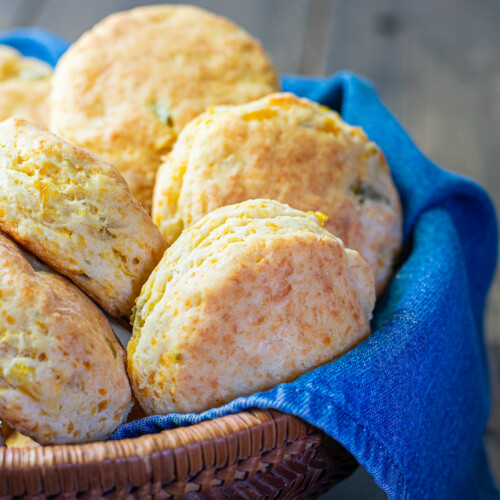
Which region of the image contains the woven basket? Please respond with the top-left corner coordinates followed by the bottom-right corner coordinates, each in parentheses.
top-left (0, 409), bottom-right (357, 499)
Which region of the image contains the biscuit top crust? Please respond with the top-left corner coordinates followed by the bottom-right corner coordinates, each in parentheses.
top-left (0, 117), bottom-right (167, 318)
top-left (50, 5), bottom-right (280, 209)
top-left (153, 92), bottom-right (402, 294)
top-left (128, 199), bottom-right (375, 415)
top-left (0, 45), bottom-right (52, 127)
top-left (0, 45), bottom-right (52, 82)
top-left (0, 231), bottom-right (132, 444)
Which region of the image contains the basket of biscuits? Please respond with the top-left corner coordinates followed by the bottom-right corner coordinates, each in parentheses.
top-left (5, 3), bottom-right (482, 499)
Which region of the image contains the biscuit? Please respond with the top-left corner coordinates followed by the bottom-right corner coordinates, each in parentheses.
top-left (128, 199), bottom-right (375, 415)
top-left (153, 92), bottom-right (402, 294)
top-left (0, 231), bottom-right (132, 444)
top-left (0, 45), bottom-right (52, 128)
top-left (0, 118), bottom-right (167, 318)
top-left (50, 5), bottom-right (280, 210)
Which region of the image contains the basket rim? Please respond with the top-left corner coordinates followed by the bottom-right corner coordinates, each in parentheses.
top-left (0, 408), bottom-right (305, 468)
top-left (0, 408), bottom-right (358, 498)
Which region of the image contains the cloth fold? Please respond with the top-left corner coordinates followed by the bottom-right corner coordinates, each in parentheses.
top-left (1, 29), bottom-right (498, 500)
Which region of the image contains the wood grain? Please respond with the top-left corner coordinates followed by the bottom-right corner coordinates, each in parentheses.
top-left (0, 0), bottom-right (48, 30)
top-left (32, 0), bottom-right (310, 74)
top-left (299, 0), bottom-right (335, 75)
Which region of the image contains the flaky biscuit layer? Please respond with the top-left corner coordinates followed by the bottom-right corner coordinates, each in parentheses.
top-left (153, 92), bottom-right (402, 294)
top-left (129, 199), bottom-right (375, 415)
top-left (0, 118), bottom-right (167, 317)
top-left (0, 231), bottom-right (132, 444)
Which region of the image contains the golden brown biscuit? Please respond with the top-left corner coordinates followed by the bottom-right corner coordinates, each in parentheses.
top-left (0, 45), bottom-right (51, 127)
top-left (0, 118), bottom-right (167, 318)
top-left (153, 92), bottom-right (402, 294)
top-left (0, 231), bottom-right (132, 444)
top-left (1, 421), bottom-right (39, 448)
top-left (50, 5), bottom-right (280, 210)
top-left (128, 199), bottom-right (375, 415)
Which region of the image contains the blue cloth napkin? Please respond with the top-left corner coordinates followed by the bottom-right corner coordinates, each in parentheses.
top-left (1, 28), bottom-right (498, 500)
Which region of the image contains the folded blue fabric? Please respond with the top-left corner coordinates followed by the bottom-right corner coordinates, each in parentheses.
top-left (1, 28), bottom-right (498, 500)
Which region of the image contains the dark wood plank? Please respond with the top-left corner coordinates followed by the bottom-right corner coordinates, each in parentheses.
top-left (32, 0), bottom-right (310, 74)
top-left (299, 0), bottom-right (336, 75)
top-left (487, 345), bottom-right (500, 483)
top-left (9, 0), bottom-right (48, 28)
top-left (0, 0), bottom-right (45, 30)
top-left (319, 465), bottom-right (386, 500)
top-left (326, 0), bottom-right (499, 181)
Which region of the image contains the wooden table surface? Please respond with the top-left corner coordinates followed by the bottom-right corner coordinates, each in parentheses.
top-left (1, 0), bottom-right (498, 497)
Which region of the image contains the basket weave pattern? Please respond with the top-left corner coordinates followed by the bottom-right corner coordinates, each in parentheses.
top-left (0, 409), bottom-right (357, 499)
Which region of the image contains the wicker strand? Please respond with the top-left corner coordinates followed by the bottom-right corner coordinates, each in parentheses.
top-left (0, 410), bottom-right (357, 499)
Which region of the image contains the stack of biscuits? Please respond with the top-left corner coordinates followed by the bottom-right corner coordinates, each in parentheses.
top-left (0, 5), bottom-right (402, 445)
